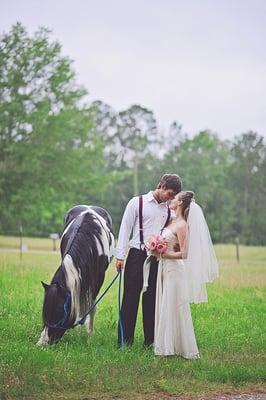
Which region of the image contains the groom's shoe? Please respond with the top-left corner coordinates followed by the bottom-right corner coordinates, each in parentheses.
top-left (118, 338), bottom-right (133, 349)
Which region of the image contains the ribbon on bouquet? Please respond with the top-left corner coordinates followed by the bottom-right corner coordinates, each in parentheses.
top-left (142, 255), bottom-right (153, 293)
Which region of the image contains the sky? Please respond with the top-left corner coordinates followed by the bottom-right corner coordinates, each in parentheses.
top-left (1, 0), bottom-right (266, 139)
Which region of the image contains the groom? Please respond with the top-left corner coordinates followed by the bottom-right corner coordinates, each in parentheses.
top-left (115, 174), bottom-right (182, 347)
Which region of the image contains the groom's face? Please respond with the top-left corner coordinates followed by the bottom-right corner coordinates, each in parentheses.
top-left (169, 194), bottom-right (181, 210)
top-left (159, 186), bottom-right (176, 203)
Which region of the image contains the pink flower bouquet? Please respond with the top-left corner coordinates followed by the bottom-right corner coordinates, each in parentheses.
top-left (146, 234), bottom-right (168, 254)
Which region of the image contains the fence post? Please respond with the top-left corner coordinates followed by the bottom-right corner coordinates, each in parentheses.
top-left (235, 237), bottom-right (240, 262)
top-left (20, 225), bottom-right (23, 262)
top-left (50, 233), bottom-right (59, 251)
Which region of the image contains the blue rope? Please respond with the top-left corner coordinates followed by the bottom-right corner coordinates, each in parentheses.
top-left (75, 272), bottom-right (120, 326)
top-left (46, 271), bottom-right (125, 349)
top-left (118, 271), bottom-right (125, 349)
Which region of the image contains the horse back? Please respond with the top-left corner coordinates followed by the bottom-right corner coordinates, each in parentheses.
top-left (60, 207), bottom-right (114, 301)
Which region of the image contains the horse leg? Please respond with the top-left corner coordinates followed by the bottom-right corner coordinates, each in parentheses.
top-left (84, 305), bottom-right (96, 335)
top-left (37, 328), bottom-right (49, 346)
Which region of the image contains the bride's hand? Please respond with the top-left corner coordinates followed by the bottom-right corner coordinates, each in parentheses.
top-left (151, 250), bottom-right (169, 259)
top-left (173, 243), bottom-right (180, 252)
top-left (150, 249), bottom-right (160, 258)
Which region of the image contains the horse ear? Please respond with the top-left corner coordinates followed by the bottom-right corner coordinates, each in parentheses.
top-left (41, 281), bottom-right (50, 291)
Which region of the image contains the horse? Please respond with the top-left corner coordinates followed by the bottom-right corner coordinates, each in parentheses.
top-left (37, 205), bottom-right (115, 345)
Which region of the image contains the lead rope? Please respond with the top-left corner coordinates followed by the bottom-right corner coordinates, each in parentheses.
top-left (77, 270), bottom-right (125, 348)
top-left (47, 271), bottom-right (125, 350)
top-left (76, 270), bottom-right (125, 349)
top-left (118, 270), bottom-right (125, 349)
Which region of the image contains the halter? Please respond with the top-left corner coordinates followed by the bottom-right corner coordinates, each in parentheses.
top-left (46, 289), bottom-right (71, 330)
top-left (45, 271), bottom-right (124, 346)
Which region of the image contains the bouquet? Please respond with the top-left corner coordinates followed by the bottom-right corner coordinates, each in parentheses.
top-left (143, 235), bottom-right (168, 293)
top-left (146, 234), bottom-right (168, 254)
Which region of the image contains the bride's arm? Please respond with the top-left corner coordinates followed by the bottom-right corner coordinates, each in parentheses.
top-left (161, 223), bottom-right (187, 260)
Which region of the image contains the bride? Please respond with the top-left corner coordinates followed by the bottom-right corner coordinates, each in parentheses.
top-left (150, 191), bottom-right (219, 358)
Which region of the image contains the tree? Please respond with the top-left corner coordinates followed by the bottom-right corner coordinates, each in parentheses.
top-left (230, 131), bottom-right (266, 244)
top-left (161, 131), bottom-right (234, 242)
top-left (0, 23), bottom-right (106, 235)
top-left (91, 101), bottom-right (161, 194)
top-left (90, 101), bottom-right (163, 232)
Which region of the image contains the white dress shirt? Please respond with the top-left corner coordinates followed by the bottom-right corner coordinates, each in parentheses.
top-left (114, 191), bottom-right (171, 260)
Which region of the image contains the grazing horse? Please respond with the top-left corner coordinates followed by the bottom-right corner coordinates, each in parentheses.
top-left (37, 205), bottom-right (114, 345)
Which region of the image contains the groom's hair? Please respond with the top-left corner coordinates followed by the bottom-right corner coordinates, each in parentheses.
top-left (157, 174), bottom-right (182, 194)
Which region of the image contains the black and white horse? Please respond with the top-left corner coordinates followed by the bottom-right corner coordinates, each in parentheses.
top-left (37, 205), bottom-right (114, 345)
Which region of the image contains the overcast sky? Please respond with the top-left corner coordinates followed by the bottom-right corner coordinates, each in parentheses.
top-left (1, 0), bottom-right (266, 139)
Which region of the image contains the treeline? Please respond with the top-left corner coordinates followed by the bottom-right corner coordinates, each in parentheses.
top-left (0, 23), bottom-right (265, 244)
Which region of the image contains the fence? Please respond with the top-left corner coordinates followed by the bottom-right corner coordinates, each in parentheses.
top-left (0, 229), bottom-right (242, 263)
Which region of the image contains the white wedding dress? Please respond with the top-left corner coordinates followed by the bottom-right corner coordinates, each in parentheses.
top-left (154, 227), bottom-right (200, 358)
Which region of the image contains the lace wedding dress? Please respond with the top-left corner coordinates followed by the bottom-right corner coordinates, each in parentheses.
top-left (154, 227), bottom-right (200, 358)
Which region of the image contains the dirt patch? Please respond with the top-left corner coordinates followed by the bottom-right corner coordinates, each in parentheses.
top-left (11, 389), bottom-right (266, 400)
top-left (143, 392), bottom-right (266, 400)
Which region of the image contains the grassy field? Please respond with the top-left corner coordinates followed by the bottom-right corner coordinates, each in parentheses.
top-left (0, 239), bottom-right (265, 400)
top-left (0, 235), bottom-right (60, 252)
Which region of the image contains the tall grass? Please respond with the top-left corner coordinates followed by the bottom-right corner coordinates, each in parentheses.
top-left (0, 243), bottom-right (265, 400)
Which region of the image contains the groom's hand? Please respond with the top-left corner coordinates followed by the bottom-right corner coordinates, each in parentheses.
top-left (116, 259), bottom-right (124, 272)
top-left (173, 243), bottom-right (180, 252)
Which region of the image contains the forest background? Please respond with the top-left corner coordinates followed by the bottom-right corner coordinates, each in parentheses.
top-left (1, 23), bottom-right (265, 245)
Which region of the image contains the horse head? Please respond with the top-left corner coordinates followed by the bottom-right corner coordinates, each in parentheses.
top-left (37, 281), bottom-right (71, 345)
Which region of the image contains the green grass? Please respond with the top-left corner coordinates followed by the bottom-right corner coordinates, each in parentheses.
top-left (0, 243), bottom-right (265, 400)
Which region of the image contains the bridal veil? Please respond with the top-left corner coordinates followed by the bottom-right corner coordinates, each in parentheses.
top-left (184, 201), bottom-right (219, 303)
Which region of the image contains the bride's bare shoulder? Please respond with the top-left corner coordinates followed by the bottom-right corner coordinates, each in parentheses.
top-left (172, 219), bottom-right (187, 233)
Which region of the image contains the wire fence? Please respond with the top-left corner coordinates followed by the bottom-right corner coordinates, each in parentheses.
top-left (0, 229), bottom-right (243, 263)
top-left (0, 228), bottom-right (61, 255)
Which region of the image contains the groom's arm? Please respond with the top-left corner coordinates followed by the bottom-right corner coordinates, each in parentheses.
top-left (114, 197), bottom-right (137, 271)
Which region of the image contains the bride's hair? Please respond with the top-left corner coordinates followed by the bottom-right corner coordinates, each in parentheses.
top-left (179, 191), bottom-right (195, 221)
